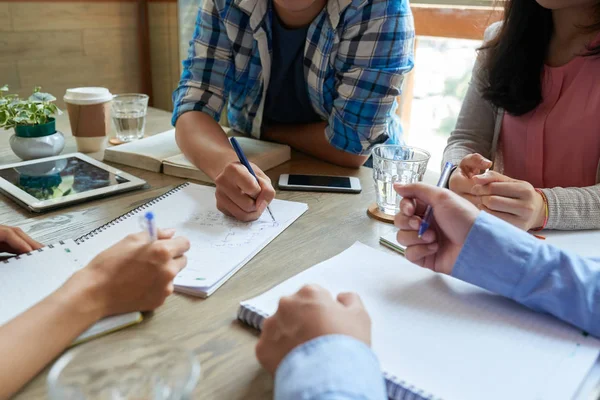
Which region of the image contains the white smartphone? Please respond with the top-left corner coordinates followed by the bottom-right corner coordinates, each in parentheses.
top-left (278, 174), bottom-right (362, 193)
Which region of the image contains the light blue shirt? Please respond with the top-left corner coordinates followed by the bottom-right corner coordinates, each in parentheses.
top-left (275, 212), bottom-right (600, 399)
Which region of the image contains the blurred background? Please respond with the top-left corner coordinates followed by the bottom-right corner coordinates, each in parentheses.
top-left (2, 0), bottom-right (502, 170)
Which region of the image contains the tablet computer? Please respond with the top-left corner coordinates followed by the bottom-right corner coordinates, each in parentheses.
top-left (0, 153), bottom-right (146, 212)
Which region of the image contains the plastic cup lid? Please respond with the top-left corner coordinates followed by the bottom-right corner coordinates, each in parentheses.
top-left (63, 87), bottom-right (113, 105)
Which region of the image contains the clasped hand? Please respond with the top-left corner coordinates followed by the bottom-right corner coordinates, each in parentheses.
top-left (449, 153), bottom-right (546, 231)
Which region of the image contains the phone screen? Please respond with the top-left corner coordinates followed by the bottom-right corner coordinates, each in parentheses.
top-left (287, 175), bottom-right (352, 188)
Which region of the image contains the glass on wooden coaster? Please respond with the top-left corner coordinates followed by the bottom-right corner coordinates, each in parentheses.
top-left (372, 145), bottom-right (431, 216)
top-left (111, 94), bottom-right (149, 143)
top-left (47, 333), bottom-right (200, 400)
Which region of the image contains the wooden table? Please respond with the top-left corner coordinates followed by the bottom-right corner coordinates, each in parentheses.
top-left (2, 108), bottom-right (436, 399)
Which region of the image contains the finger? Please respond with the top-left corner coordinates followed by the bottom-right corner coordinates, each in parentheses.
top-left (398, 195), bottom-right (428, 217)
top-left (479, 206), bottom-right (524, 227)
top-left (396, 228), bottom-right (437, 246)
top-left (337, 292), bottom-right (365, 309)
top-left (166, 255), bottom-right (188, 277)
top-left (255, 176), bottom-right (276, 206)
top-left (157, 228), bottom-right (176, 240)
top-left (0, 229), bottom-right (33, 254)
top-left (233, 164), bottom-right (262, 198)
top-left (480, 195), bottom-right (527, 216)
top-left (472, 182), bottom-right (529, 199)
top-left (13, 228), bottom-right (43, 250)
top-left (394, 213), bottom-right (420, 230)
top-left (472, 170), bottom-right (512, 185)
top-left (405, 243), bottom-right (439, 266)
top-left (158, 236), bottom-right (191, 258)
top-left (394, 183), bottom-right (452, 208)
top-left (221, 185), bottom-right (257, 213)
top-left (459, 153), bottom-right (492, 176)
top-left (216, 191), bottom-right (260, 222)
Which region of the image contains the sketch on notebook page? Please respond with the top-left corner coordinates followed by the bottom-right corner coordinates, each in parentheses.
top-left (174, 211), bottom-right (285, 285)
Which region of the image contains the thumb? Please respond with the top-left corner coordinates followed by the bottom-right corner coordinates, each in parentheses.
top-left (472, 170), bottom-right (511, 185)
top-left (337, 292), bottom-right (364, 309)
top-left (460, 153), bottom-right (492, 172)
top-left (394, 183), bottom-right (449, 208)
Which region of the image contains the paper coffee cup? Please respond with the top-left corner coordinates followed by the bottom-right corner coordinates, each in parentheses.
top-left (64, 87), bottom-right (113, 153)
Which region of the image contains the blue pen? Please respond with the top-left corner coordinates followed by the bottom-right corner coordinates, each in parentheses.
top-left (418, 162), bottom-right (455, 238)
top-left (230, 137), bottom-right (276, 222)
top-left (145, 211), bottom-right (158, 242)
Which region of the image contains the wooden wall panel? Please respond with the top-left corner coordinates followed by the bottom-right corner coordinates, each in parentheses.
top-left (0, 62), bottom-right (20, 90)
top-left (0, 31), bottom-right (83, 60)
top-left (10, 2), bottom-right (137, 31)
top-left (148, 2), bottom-right (179, 111)
top-left (0, 3), bottom-right (11, 31)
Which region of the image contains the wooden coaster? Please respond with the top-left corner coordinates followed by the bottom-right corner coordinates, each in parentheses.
top-left (367, 203), bottom-right (395, 224)
top-left (109, 136), bottom-right (145, 146)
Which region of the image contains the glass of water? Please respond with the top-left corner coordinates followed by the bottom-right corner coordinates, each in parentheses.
top-left (47, 333), bottom-right (200, 400)
top-left (372, 145), bottom-right (431, 215)
top-left (111, 94), bottom-right (148, 142)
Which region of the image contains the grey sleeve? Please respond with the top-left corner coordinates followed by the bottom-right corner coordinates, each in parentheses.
top-left (442, 23), bottom-right (501, 170)
top-left (542, 185), bottom-right (600, 230)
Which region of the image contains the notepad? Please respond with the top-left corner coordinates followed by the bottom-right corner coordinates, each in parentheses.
top-left (379, 230), bottom-right (405, 255)
top-left (0, 240), bottom-right (142, 344)
top-left (543, 230), bottom-right (600, 259)
top-left (103, 129), bottom-right (291, 183)
top-left (76, 183), bottom-right (308, 297)
top-left (238, 242), bottom-right (600, 400)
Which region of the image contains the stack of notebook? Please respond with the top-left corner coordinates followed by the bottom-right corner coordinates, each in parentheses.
top-left (103, 129), bottom-right (291, 183)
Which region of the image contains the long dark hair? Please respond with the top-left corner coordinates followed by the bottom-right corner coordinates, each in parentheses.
top-left (480, 0), bottom-right (600, 116)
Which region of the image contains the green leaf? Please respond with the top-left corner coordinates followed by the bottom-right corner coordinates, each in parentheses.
top-left (29, 92), bottom-right (56, 103)
top-left (33, 86), bottom-right (41, 93)
top-left (0, 85), bottom-right (8, 92)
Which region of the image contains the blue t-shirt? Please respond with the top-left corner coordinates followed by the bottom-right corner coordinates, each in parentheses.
top-left (263, 13), bottom-right (322, 125)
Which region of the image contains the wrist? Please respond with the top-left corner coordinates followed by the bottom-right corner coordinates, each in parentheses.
top-left (531, 189), bottom-right (548, 231)
top-left (57, 269), bottom-right (108, 322)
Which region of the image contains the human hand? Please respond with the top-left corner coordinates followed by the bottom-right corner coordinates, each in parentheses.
top-left (66, 229), bottom-right (190, 318)
top-left (256, 285), bottom-right (371, 376)
top-left (394, 183), bottom-right (480, 274)
top-left (471, 171), bottom-right (545, 231)
top-left (0, 225), bottom-right (43, 255)
top-left (214, 161), bottom-right (276, 222)
top-left (448, 154), bottom-right (493, 205)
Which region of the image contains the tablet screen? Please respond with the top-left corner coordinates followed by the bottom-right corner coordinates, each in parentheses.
top-left (0, 157), bottom-right (129, 201)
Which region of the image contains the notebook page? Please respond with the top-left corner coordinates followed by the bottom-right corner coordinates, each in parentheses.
top-left (0, 241), bottom-right (141, 343)
top-left (242, 242), bottom-right (600, 400)
top-left (76, 184), bottom-right (308, 289)
top-left (543, 230), bottom-right (600, 259)
top-left (104, 129), bottom-right (180, 164)
top-left (0, 241), bottom-right (81, 326)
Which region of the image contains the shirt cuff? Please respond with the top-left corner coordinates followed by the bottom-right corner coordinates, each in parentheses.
top-left (451, 212), bottom-right (537, 299)
top-left (274, 335), bottom-right (387, 400)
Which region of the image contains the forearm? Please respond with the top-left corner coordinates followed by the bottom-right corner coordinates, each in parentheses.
top-left (175, 111), bottom-right (238, 180)
top-left (453, 212), bottom-right (600, 337)
top-left (263, 122), bottom-right (368, 168)
top-left (0, 279), bottom-right (101, 399)
top-left (542, 185), bottom-right (600, 230)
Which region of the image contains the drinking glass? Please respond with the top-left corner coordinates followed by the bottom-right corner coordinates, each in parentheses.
top-left (372, 145), bottom-right (431, 215)
top-left (47, 333), bottom-right (200, 400)
top-left (111, 94), bottom-right (149, 142)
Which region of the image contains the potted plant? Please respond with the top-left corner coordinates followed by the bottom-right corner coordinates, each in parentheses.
top-left (0, 85), bottom-right (65, 160)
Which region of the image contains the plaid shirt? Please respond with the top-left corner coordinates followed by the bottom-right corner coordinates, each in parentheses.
top-left (172, 0), bottom-right (414, 155)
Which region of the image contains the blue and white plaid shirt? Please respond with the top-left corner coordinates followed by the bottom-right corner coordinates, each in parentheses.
top-left (172, 0), bottom-right (414, 155)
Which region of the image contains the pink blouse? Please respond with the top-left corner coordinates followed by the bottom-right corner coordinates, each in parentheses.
top-left (500, 54), bottom-right (600, 189)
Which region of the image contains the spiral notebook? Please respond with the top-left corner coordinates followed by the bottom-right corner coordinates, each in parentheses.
top-left (238, 242), bottom-right (600, 400)
top-left (75, 183), bottom-right (308, 297)
top-left (0, 241), bottom-right (142, 344)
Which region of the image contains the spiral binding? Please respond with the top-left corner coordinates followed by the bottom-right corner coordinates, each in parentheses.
top-left (1, 241), bottom-right (65, 264)
top-left (237, 303), bottom-right (442, 400)
top-left (75, 183), bottom-right (190, 244)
